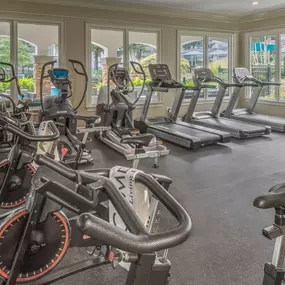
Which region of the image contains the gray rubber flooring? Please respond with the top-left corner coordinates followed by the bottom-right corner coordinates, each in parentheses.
top-left (55, 133), bottom-right (285, 285)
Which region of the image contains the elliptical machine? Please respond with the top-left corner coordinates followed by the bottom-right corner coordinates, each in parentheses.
top-left (0, 63), bottom-right (32, 153)
top-left (96, 62), bottom-right (169, 168)
top-left (40, 59), bottom-right (99, 166)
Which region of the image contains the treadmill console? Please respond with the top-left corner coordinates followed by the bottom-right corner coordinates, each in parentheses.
top-left (149, 64), bottom-right (172, 81)
top-left (194, 68), bottom-right (214, 84)
top-left (233, 68), bottom-right (253, 83)
top-left (148, 64), bottom-right (181, 88)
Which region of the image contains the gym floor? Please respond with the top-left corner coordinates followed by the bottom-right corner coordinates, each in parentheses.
top-left (55, 133), bottom-right (285, 285)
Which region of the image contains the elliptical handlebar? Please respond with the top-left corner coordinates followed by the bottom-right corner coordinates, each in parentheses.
top-left (107, 61), bottom-right (147, 108)
top-left (130, 61), bottom-right (146, 105)
top-left (69, 59), bottom-right (89, 111)
top-left (69, 59), bottom-right (88, 77)
top-left (107, 63), bottom-right (119, 108)
top-left (40, 59), bottom-right (88, 112)
top-left (40, 60), bottom-right (57, 112)
top-left (130, 61), bottom-right (145, 77)
top-left (0, 62), bottom-right (23, 98)
top-left (77, 171), bottom-right (192, 254)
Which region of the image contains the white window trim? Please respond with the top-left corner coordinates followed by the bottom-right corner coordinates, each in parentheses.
top-left (86, 22), bottom-right (161, 108)
top-left (0, 17), bottom-right (64, 103)
top-left (245, 28), bottom-right (285, 102)
top-left (177, 30), bottom-right (235, 100)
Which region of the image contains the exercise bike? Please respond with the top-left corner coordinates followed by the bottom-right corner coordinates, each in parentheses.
top-left (0, 143), bottom-right (191, 285)
top-left (254, 184), bottom-right (285, 285)
top-left (40, 59), bottom-right (101, 166)
top-left (96, 62), bottom-right (169, 168)
top-left (0, 63), bottom-right (32, 153)
top-left (0, 114), bottom-right (60, 209)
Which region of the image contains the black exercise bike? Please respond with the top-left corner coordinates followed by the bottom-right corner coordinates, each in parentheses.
top-left (254, 185), bottom-right (285, 285)
top-left (0, 62), bottom-right (32, 153)
top-left (0, 115), bottom-right (60, 209)
top-left (0, 124), bottom-right (192, 285)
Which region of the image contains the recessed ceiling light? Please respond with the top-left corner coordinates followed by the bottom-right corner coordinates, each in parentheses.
top-left (252, 1), bottom-right (259, 5)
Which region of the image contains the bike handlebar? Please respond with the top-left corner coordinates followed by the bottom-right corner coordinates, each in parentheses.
top-left (5, 121), bottom-right (59, 142)
top-left (76, 171), bottom-right (192, 254)
top-left (34, 154), bottom-right (191, 253)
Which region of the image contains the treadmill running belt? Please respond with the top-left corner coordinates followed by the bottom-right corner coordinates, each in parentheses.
top-left (200, 118), bottom-right (266, 132)
top-left (238, 113), bottom-right (285, 126)
top-left (152, 122), bottom-right (222, 144)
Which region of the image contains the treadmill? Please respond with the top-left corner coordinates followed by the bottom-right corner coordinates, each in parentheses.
top-left (183, 68), bottom-right (271, 139)
top-left (222, 67), bottom-right (285, 132)
top-left (134, 64), bottom-right (231, 149)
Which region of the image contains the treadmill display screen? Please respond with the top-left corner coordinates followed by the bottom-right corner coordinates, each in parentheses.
top-left (149, 64), bottom-right (172, 81)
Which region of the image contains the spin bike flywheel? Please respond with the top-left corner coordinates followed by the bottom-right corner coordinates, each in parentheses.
top-left (0, 161), bottom-right (35, 208)
top-left (0, 209), bottom-right (70, 283)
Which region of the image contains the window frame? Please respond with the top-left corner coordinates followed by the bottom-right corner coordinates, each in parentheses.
top-left (245, 29), bottom-right (284, 102)
top-left (0, 17), bottom-right (64, 104)
top-left (86, 22), bottom-right (161, 108)
top-left (177, 30), bottom-right (234, 100)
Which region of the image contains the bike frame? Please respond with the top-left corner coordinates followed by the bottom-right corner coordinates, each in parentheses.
top-left (1, 164), bottom-right (173, 285)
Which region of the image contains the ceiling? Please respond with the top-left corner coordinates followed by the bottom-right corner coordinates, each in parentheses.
top-left (105, 0), bottom-right (285, 16)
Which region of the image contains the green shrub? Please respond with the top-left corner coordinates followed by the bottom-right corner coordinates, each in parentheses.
top-left (0, 82), bottom-right (10, 92)
top-left (183, 79), bottom-right (195, 87)
top-left (19, 77), bottom-right (34, 92)
top-left (181, 58), bottom-right (190, 77)
top-left (209, 59), bottom-right (228, 77)
top-left (132, 77), bottom-right (144, 87)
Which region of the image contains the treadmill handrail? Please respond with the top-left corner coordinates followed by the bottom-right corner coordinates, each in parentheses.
top-left (240, 75), bottom-right (280, 87)
top-left (196, 76), bottom-right (240, 90)
top-left (151, 86), bottom-right (169, 92)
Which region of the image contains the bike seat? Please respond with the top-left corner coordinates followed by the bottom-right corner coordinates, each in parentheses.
top-left (121, 134), bottom-right (155, 147)
top-left (254, 183), bottom-right (285, 209)
top-left (77, 115), bottom-right (100, 124)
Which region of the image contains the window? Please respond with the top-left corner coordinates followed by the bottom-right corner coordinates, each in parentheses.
top-left (180, 36), bottom-right (204, 98)
top-left (128, 31), bottom-right (158, 102)
top-left (87, 26), bottom-right (159, 107)
top-left (0, 22), bottom-right (11, 100)
top-left (280, 34), bottom-right (285, 100)
top-left (208, 37), bottom-right (229, 98)
top-left (250, 35), bottom-right (276, 100)
top-left (246, 32), bottom-right (285, 102)
top-left (90, 28), bottom-right (124, 106)
top-left (17, 23), bottom-right (59, 106)
top-left (179, 32), bottom-right (233, 99)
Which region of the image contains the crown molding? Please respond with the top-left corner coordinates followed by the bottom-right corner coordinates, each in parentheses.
top-left (241, 7), bottom-right (285, 23)
top-left (15, 0), bottom-right (285, 26)
top-left (15, 0), bottom-right (242, 23)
